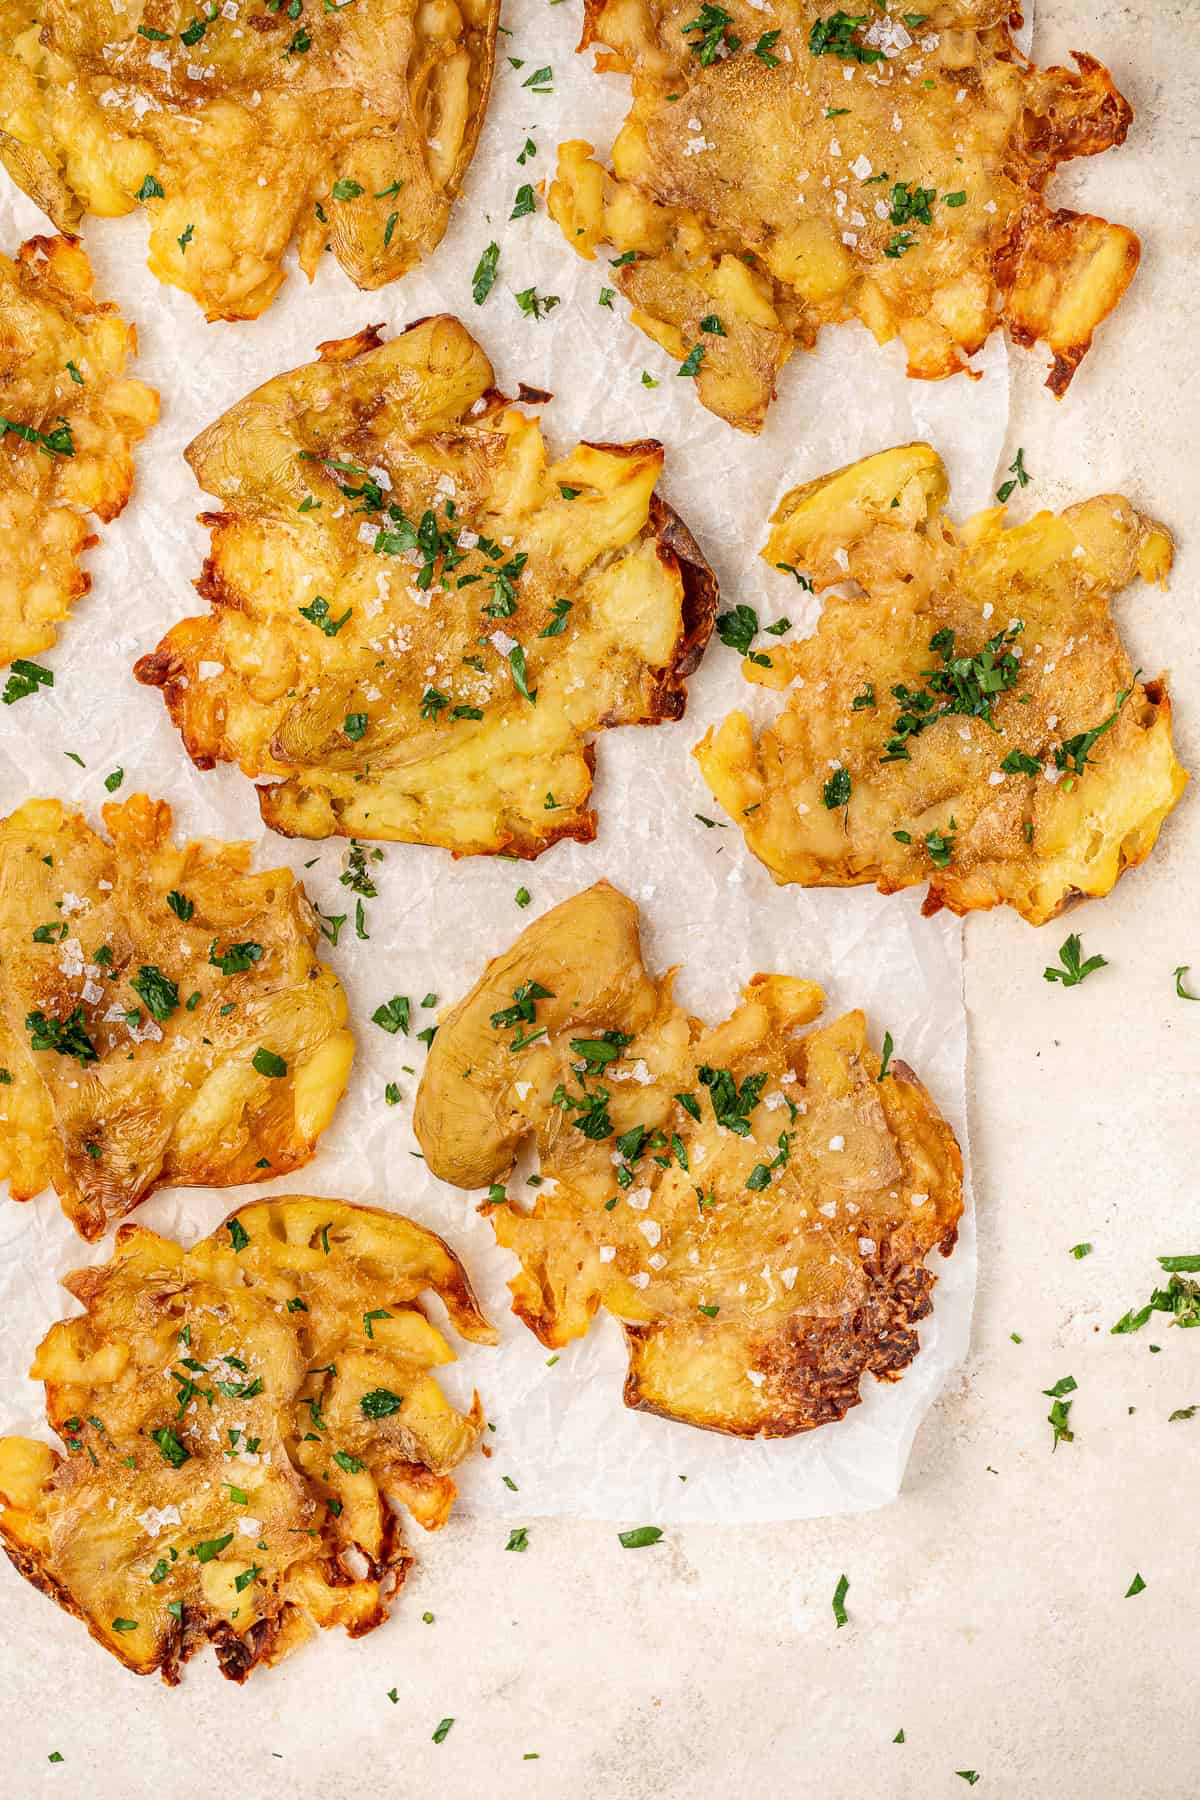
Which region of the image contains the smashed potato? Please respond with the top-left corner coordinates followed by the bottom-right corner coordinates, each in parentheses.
top-left (0, 0), bottom-right (498, 321)
top-left (0, 234), bottom-right (157, 666)
top-left (550, 1), bottom-right (1139, 430)
top-left (414, 882), bottom-right (962, 1438)
top-left (0, 795), bottom-right (354, 1240)
top-left (694, 444), bottom-right (1186, 924)
top-left (135, 316), bottom-right (718, 855)
top-left (0, 1195), bottom-right (495, 1683)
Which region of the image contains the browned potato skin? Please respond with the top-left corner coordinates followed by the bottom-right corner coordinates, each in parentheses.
top-left (695, 443), bottom-right (1187, 924)
top-left (0, 234), bottom-right (158, 664)
top-left (134, 315), bottom-right (719, 856)
top-left (0, 795), bottom-right (354, 1239)
top-left (0, 0), bottom-right (499, 320)
top-left (549, 3), bottom-right (1139, 432)
top-left (0, 1195), bottom-right (496, 1684)
top-left (415, 882), bottom-right (962, 1439)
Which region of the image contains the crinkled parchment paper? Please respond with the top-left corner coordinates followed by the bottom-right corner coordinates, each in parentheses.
top-left (0, 0), bottom-right (1037, 1525)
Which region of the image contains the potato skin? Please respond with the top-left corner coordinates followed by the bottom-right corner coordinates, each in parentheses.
top-left (135, 315), bottom-right (718, 855)
top-left (416, 882), bottom-right (963, 1438)
top-left (0, 235), bottom-right (157, 665)
top-left (550, 5), bottom-right (1138, 431)
top-left (0, 795), bottom-right (354, 1238)
top-left (0, 1196), bottom-right (494, 1684)
top-left (0, 0), bottom-right (500, 320)
top-left (694, 443), bottom-right (1187, 924)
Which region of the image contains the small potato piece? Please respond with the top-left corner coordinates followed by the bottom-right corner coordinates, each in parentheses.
top-left (0, 795), bottom-right (354, 1238)
top-left (550, 7), bottom-right (1139, 431)
top-left (134, 316), bottom-right (718, 856)
top-left (694, 444), bottom-right (1187, 923)
top-left (415, 883), bottom-right (962, 1438)
top-left (0, 235), bottom-right (157, 665)
top-left (0, 1196), bottom-right (495, 1684)
top-left (0, 0), bottom-right (500, 321)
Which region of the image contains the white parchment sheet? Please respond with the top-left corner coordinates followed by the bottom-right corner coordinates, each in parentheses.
top-left (0, 0), bottom-right (1038, 1526)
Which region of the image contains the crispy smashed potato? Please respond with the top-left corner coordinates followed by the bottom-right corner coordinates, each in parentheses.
top-left (135, 315), bottom-right (718, 855)
top-left (414, 882), bottom-right (962, 1438)
top-left (0, 0), bottom-right (498, 321)
top-left (694, 444), bottom-right (1186, 924)
top-left (0, 795), bottom-right (354, 1240)
top-left (0, 234), bottom-right (157, 666)
top-left (549, 1), bottom-right (1139, 431)
top-left (0, 1195), bottom-right (495, 1683)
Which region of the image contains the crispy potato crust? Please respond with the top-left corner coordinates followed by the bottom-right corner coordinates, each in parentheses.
top-left (414, 882), bottom-right (962, 1438)
top-left (134, 315), bottom-right (719, 855)
top-left (0, 795), bottom-right (354, 1238)
top-left (0, 0), bottom-right (499, 320)
top-left (0, 234), bottom-right (157, 666)
top-left (694, 443), bottom-right (1187, 923)
top-left (0, 1195), bottom-right (495, 1683)
top-left (549, 3), bottom-right (1138, 431)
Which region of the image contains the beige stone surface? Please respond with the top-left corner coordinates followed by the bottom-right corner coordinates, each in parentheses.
top-left (2, 5), bottom-right (1195, 1795)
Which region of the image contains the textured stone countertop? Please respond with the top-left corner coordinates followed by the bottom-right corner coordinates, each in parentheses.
top-left (3, 4), bottom-right (1195, 1795)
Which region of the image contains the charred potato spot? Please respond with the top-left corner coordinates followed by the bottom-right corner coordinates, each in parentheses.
top-left (0, 235), bottom-right (158, 665)
top-left (0, 1196), bottom-right (495, 1684)
top-left (414, 882), bottom-right (962, 1438)
top-left (694, 443), bottom-right (1187, 924)
top-left (0, 0), bottom-right (499, 321)
top-left (0, 795), bottom-right (354, 1239)
top-left (134, 315), bottom-right (719, 855)
top-left (549, 4), bottom-right (1138, 432)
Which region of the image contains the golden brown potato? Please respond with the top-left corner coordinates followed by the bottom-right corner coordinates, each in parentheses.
top-left (0, 1194), bottom-right (496, 1684)
top-left (0, 234), bottom-right (157, 667)
top-left (414, 882), bottom-right (962, 1438)
top-left (134, 315), bottom-right (718, 855)
top-left (0, 0), bottom-right (498, 321)
top-left (0, 795), bottom-right (354, 1239)
top-left (694, 444), bottom-right (1187, 924)
top-left (549, 2), bottom-right (1139, 431)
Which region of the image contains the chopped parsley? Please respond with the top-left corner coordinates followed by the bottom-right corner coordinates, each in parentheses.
top-left (298, 596), bottom-right (351, 636)
top-left (251, 1048), bottom-right (287, 1078)
top-left (832, 1572), bottom-right (850, 1627)
top-left (681, 4), bottom-right (738, 64)
top-left (715, 605), bottom-right (759, 654)
top-left (617, 1525), bottom-right (662, 1548)
top-left (26, 1006), bottom-right (97, 1065)
top-left (822, 768), bottom-right (851, 809)
top-left (698, 1065), bottom-right (766, 1136)
top-left (130, 964), bottom-right (178, 1022)
top-left (360, 1388), bottom-right (404, 1418)
top-left (810, 13), bottom-right (884, 64)
top-left (151, 1426), bottom-right (190, 1468)
top-left (3, 659), bottom-right (54, 704)
top-left (372, 996), bottom-right (410, 1035)
top-left (1043, 933), bottom-right (1106, 988)
top-left (514, 286), bottom-right (560, 320)
top-left (472, 241), bottom-right (500, 304)
top-left (882, 622), bottom-right (1023, 762)
top-left (996, 447), bottom-right (1031, 505)
top-left (209, 940), bottom-right (263, 975)
top-left (1044, 1375), bottom-right (1076, 1450)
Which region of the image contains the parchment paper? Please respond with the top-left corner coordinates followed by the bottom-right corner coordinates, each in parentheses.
top-left (0, 0), bottom-right (1031, 1524)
